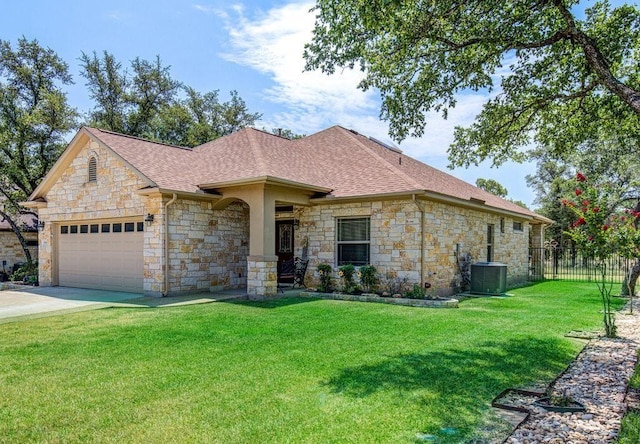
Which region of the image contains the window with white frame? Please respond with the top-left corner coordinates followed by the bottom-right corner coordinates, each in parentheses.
top-left (337, 217), bottom-right (370, 266)
top-left (513, 221), bottom-right (524, 232)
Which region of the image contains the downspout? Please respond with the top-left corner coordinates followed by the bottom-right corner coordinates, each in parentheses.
top-left (163, 193), bottom-right (178, 296)
top-left (412, 194), bottom-right (425, 286)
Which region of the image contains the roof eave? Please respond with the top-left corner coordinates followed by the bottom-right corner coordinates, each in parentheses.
top-left (199, 175), bottom-right (332, 194)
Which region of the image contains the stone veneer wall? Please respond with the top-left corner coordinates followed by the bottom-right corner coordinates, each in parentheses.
top-left (0, 231), bottom-right (38, 270)
top-left (37, 139), bottom-right (152, 287)
top-left (162, 198), bottom-right (249, 295)
top-left (294, 199), bottom-right (531, 296)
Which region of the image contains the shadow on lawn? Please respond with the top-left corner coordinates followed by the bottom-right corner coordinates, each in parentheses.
top-left (325, 337), bottom-right (572, 398)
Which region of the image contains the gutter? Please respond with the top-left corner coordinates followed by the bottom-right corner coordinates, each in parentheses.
top-left (412, 194), bottom-right (426, 287)
top-left (163, 193), bottom-right (178, 296)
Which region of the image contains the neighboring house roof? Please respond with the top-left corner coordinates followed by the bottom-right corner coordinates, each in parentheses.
top-left (30, 125), bottom-right (551, 223)
top-left (0, 214), bottom-right (37, 231)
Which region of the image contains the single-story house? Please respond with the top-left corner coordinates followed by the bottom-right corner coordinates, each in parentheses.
top-left (25, 125), bottom-right (551, 297)
top-left (0, 213), bottom-right (38, 276)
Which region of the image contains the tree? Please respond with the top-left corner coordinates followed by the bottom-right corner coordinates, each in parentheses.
top-left (475, 178), bottom-right (508, 198)
top-left (564, 172), bottom-right (640, 335)
top-left (0, 37), bottom-right (78, 263)
top-left (80, 51), bottom-right (261, 146)
top-left (528, 137), bottom-right (640, 293)
top-left (304, 1), bottom-right (640, 167)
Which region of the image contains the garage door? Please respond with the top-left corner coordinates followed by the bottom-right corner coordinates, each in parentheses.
top-left (57, 220), bottom-right (144, 292)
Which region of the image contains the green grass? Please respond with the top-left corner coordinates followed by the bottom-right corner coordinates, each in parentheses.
top-left (618, 352), bottom-right (640, 444)
top-left (0, 282), bottom-right (626, 443)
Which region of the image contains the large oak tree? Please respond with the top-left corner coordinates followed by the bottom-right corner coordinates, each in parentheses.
top-left (0, 38), bottom-right (78, 263)
top-left (304, 0), bottom-right (640, 167)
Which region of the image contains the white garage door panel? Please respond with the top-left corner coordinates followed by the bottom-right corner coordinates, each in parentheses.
top-left (57, 221), bottom-right (143, 292)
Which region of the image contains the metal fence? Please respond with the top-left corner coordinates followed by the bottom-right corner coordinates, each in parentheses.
top-left (529, 246), bottom-right (630, 283)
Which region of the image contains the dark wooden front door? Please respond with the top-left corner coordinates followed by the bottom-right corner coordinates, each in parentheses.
top-left (276, 220), bottom-right (294, 282)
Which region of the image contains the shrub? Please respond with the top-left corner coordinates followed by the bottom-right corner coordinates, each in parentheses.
top-left (338, 264), bottom-right (360, 294)
top-left (317, 264), bottom-right (333, 292)
top-left (358, 265), bottom-right (378, 293)
top-left (404, 284), bottom-right (426, 299)
top-left (11, 261), bottom-right (38, 285)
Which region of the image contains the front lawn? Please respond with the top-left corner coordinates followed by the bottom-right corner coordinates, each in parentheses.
top-left (0, 282), bottom-right (625, 443)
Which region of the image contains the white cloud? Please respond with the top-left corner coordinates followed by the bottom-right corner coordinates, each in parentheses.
top-left (218, 2), bottom-right (380, 134)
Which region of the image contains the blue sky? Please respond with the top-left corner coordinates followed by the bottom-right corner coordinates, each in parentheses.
top-left (3, 0), bottom-right (598, 208)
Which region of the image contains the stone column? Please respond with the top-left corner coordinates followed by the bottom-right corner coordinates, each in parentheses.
top-left (247, 255), bottom-right (278, 299)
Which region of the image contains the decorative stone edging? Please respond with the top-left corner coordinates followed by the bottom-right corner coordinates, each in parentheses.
top-left (505, 299), bottom-right (640, 443)
top-left (299, 291), bottom-right (459, 308)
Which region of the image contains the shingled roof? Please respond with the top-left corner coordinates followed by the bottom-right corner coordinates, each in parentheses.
top-left (36, 125), bottom-right (549, 222)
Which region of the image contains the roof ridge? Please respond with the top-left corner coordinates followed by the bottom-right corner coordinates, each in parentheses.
top-left (340, 128), bottom-right (425, 191)
top-left (246, 129), bottom-right (268, 175)
top-left (85, 127), bottom-right (193, 151)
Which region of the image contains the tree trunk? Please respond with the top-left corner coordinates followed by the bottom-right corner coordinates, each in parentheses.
top-left (0, 209), bottom-right (33, 264)
top-left (624, 259), bottom-right (640, 297)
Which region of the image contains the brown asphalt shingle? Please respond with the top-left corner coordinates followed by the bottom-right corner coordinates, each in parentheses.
top-left (84, 125), bottom-right (542, 219)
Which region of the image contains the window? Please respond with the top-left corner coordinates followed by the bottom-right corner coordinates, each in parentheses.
top-left (137, 222), bottom-right (144, 232)
top-left (88, 157), bottom-right (97, 182)
top-left (90, 224), bottom-right (99, 233)
top-left (513, 221), bottom-right (523, 232)
top-left (80, 224), bottom-right (88, 234)
top-left (60, 225), bottom-right (68, 234)
top-left (500, 218), bottom-right (505, 233)
top-left (101, 224), bottom-right (110, 233)
top-left (70, 225), bottom-right (78, 234)
top-left (112, 223), bottom-right (122, 233)
top-left (487, 224), bottom-right (494, 262)
top-left (337, 217), bottom-right (370, 266)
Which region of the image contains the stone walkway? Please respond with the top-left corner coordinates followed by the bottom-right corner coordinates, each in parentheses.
top-left (505, 299), bottom-right (640, 443)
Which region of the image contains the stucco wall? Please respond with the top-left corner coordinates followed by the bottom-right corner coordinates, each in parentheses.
top-left (295, 199), bottom-right (531, 296)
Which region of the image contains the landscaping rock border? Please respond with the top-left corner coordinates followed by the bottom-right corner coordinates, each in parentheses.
top-left (299, 291), bottom-right (459, 308)
top-left (505, 298), bottom-right (640, 443)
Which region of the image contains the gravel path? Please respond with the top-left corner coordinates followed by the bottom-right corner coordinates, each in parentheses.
top-left (505, 299), bottom-right (640, 443)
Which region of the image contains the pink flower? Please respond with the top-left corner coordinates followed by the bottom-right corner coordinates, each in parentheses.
top-left (576, 172), bottom-right (587, 182)
top-left (602, 225), bottom-right (609, 231)
top-left (593, 207), bottom-right (599, 213)
top-left (575, 189), bottom-right (583, 196)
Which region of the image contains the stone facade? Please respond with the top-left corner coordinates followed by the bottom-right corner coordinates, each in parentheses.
top-left (160, 198), bottom-right (249, 296)
top-left (294, 199), bottom-right (532, 296)
top-left (0, 231), bottom-right (38, 272)
top-left (37, 139), bottom-right (151, 288)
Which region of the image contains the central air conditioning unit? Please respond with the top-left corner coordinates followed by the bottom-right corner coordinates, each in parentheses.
top-left (470, 262), bottom-right (507, 295)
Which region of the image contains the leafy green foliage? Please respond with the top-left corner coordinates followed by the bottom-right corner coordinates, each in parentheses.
top-left (304, 1), bottom-right (640, 167)
top-left (0, 38), bottom-right (78, 261)
top-left (476, 178), bottom-right (508, 198)
top-left (358, 265), bottom-right (378, 293)
top-left (80, 51), bottom-right (261, 146)
top-left (338, 263), bottom-right (359, 294)
top-left (316, 263), bottom-right (333, 292)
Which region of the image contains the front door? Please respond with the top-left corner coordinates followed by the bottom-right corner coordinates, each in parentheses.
top-left (276, 220), bottom-right (294, 282)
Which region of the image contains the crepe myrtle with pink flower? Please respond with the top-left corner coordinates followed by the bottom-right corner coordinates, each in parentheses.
top-left (563, 173), bottom-right (640, 336)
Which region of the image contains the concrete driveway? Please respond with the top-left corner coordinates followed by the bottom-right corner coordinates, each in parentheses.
top-left (0, 285), bottom-right (250, 323)
top-left (0, 286), bottom-right (143, 323)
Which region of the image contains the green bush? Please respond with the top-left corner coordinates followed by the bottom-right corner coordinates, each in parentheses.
top-left (317, 264), bottom-right (333, 293)
top-left (404, 284), bottom-right (426, 299)
top-left (10, 261), bottom-right (38, 285)
top-left (358, 265), bottom-right (378, 293)
top-left (338, 264), bottom-right (359, 294)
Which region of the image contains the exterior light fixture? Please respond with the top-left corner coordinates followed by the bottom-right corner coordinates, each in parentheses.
top-left (37, 221), bottom-right (45, 231)
top-left (144, 213), bottom-right (155, 224)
